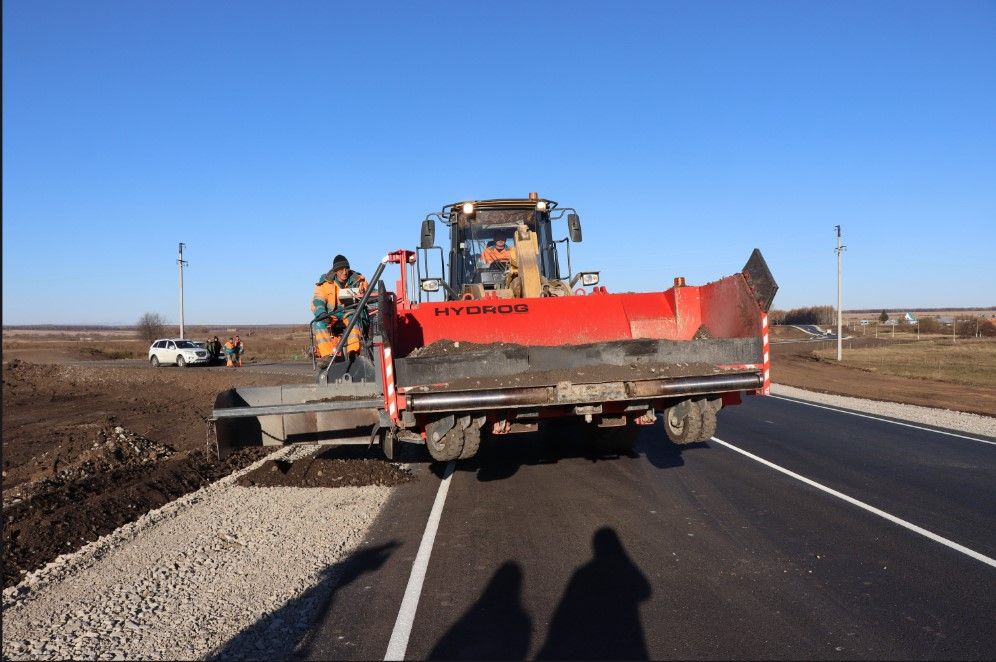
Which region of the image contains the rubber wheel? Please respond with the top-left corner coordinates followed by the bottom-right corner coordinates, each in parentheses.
top-left (427, 426), bottom-right (465, 462)
top-left (176, 356), bottom-right (187, 368)
top-left (699, 401), bottom-right (718, 440)
top-left (664, 400), bottom-right (704, 444)
top-left (150, 355), bottom-right (160, 368)
top-left (457, 425), bottom-right (481, 460)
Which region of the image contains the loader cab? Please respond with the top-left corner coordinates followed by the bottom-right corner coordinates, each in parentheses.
top-left (419, 196), bottom-right (579, 299)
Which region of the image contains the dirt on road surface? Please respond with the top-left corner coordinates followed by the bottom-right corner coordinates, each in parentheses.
top-left (238, 448), bottom-right (412, 489)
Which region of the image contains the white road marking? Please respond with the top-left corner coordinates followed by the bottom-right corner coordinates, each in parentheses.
top-left (384, 460), bottom-right (456, 661)
top-left (711, 436), bottom-right (996, 569)
top-left (768, 394), bottom-right (996, 446)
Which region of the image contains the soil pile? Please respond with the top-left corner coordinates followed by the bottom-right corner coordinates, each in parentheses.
top-left (237, 448), bottom-right (411, 488)
top-left (406, 339), bottom-right (518, 358)
top-left (2, 447), bottom-right (271, 588)
top-left (2, 359), bottom-right (307, 588)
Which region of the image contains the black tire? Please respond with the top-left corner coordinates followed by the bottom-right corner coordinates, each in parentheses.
top-left (426, 427), bottom-right (465, 462)
top-left (699, 401), bottom-right (718, 440)
top-left (664, 400), bottom-right (703, 444)
top-left (150, 355), bottom-right (160, 368)
top-left (176, 356), bottom-right (187, 368)
top-left (457, 425), bottom-right (482, 460)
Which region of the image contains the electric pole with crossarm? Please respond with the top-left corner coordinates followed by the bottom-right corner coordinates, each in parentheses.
top-left (178, 242), bottom-right (188, 339)
top-left (835, 226), bottom-right (846, 361)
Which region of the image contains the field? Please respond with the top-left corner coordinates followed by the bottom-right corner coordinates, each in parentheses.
top-left (771, 327), bottom-right (996, 416)
top-left (813, 338), bottom-right (996, 389)
top-left (2, 325), bottom-right (313, 363)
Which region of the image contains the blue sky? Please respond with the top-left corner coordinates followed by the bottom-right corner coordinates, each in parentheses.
top-left (3, 0), bottom-right (994, 325)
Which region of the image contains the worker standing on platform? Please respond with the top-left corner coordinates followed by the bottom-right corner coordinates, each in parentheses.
top-left (311, 255), bottom-right (367, 364)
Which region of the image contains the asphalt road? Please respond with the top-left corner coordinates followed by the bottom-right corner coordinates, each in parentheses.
top-left (296, 395), bottom-right (995, 660)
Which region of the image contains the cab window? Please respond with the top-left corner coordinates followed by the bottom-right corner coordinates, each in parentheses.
top-left (463, 225), bottom-right (517, 288)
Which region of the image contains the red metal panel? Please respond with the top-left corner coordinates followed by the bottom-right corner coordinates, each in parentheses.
top-left (392, 272), bottom-right (762, 357)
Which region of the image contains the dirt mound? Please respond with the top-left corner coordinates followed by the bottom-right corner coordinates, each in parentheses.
top-left (53, 425), bottom-right (175, 483)
top-left (2, 358), bottom-right (309, 589)
top-left (2, 447), bottom-right (270, 588)
top-left (406, 339), bottom-right (519, 358)
top-left (237, 448), bottom-right (411, 489)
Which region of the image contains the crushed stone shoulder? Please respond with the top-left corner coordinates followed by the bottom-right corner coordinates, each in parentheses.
top-left (1, 446), bottom-right (393, 661)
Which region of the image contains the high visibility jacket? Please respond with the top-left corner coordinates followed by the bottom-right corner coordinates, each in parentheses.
top-left (482, 245), bottom-right (511, 265)
top-left (224, 340), bottom-right (236, 355)
top-left (311, 270), bottom-right (367, 320)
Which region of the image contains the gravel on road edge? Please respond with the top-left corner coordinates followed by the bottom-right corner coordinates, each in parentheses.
top-left (1, 445), bottom-right (395, 660)
top-left (771, 383), bottom-right (996, 438)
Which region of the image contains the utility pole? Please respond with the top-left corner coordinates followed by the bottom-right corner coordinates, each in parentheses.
top-left (835, 225), bottom-right (846, 361)
top-left (177, 242), bottom-right (188, 339)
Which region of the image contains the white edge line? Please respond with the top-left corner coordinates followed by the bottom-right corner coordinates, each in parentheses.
top-left (711, 436), bottom-right (996, 569)
top-left (384, 460), bottom-right (456, 661)
top-left (768, 394), bottom-right (996, 446)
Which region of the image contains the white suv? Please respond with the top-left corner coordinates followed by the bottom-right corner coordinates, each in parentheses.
top-left (148, 338), bottom-right (211, 367)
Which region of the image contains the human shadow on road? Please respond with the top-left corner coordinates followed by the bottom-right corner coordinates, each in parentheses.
top-left (536, 527), bottom-right (652, 660)
top-left (429, 562), bottom-right (532, 660)
top-left (210, 540), bottom-right (398, 661)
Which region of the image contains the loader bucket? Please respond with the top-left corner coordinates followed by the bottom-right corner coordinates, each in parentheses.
top-left (389, 250), bottom-right (777, 407)
top-left (212, 382), bottom-right (382, 458)
top-left (392, 250), bottom-right (776, 355)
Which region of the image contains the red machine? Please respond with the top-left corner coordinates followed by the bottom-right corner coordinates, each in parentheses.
top-left (211, 195), bottom-right (777, 461)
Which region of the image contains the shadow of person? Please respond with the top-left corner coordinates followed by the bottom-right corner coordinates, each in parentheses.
top-left (429, 562), bottom-right (531, 660)
top-left (536, 528), bottom-right (651, 660)
top-left (212, 540), bottom-right (398, 660)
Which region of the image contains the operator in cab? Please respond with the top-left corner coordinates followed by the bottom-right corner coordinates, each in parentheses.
top-left (311, 254), bottom-right (368, 363)
top-left (482, 232), bottom-right (511, 267)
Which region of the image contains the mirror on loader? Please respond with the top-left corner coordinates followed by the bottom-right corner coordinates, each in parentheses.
top-left (567, 213), bottom-right (582, 242)
top-left (420, 219), bottom-right (436, 249)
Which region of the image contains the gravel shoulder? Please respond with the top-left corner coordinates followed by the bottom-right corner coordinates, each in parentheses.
top-left (1, 446), bottom-right (399, 661)
top-left (770, 383), bottom-right (996, 438)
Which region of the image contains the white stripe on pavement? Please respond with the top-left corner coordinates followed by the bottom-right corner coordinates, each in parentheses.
top-left (711, 436), bottom-right (996, 569)
top-left (384, 460), bottom-right (456, 661)
top-left (768, 394), bottom-right (996, 446)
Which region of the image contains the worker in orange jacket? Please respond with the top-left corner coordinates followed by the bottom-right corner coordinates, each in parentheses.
top-left (223, 337), bottom-right (237, 368)
top-left (482, 233), bottom-right (511, 266)
top-left (311, 255), bottom-right (367, 362)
